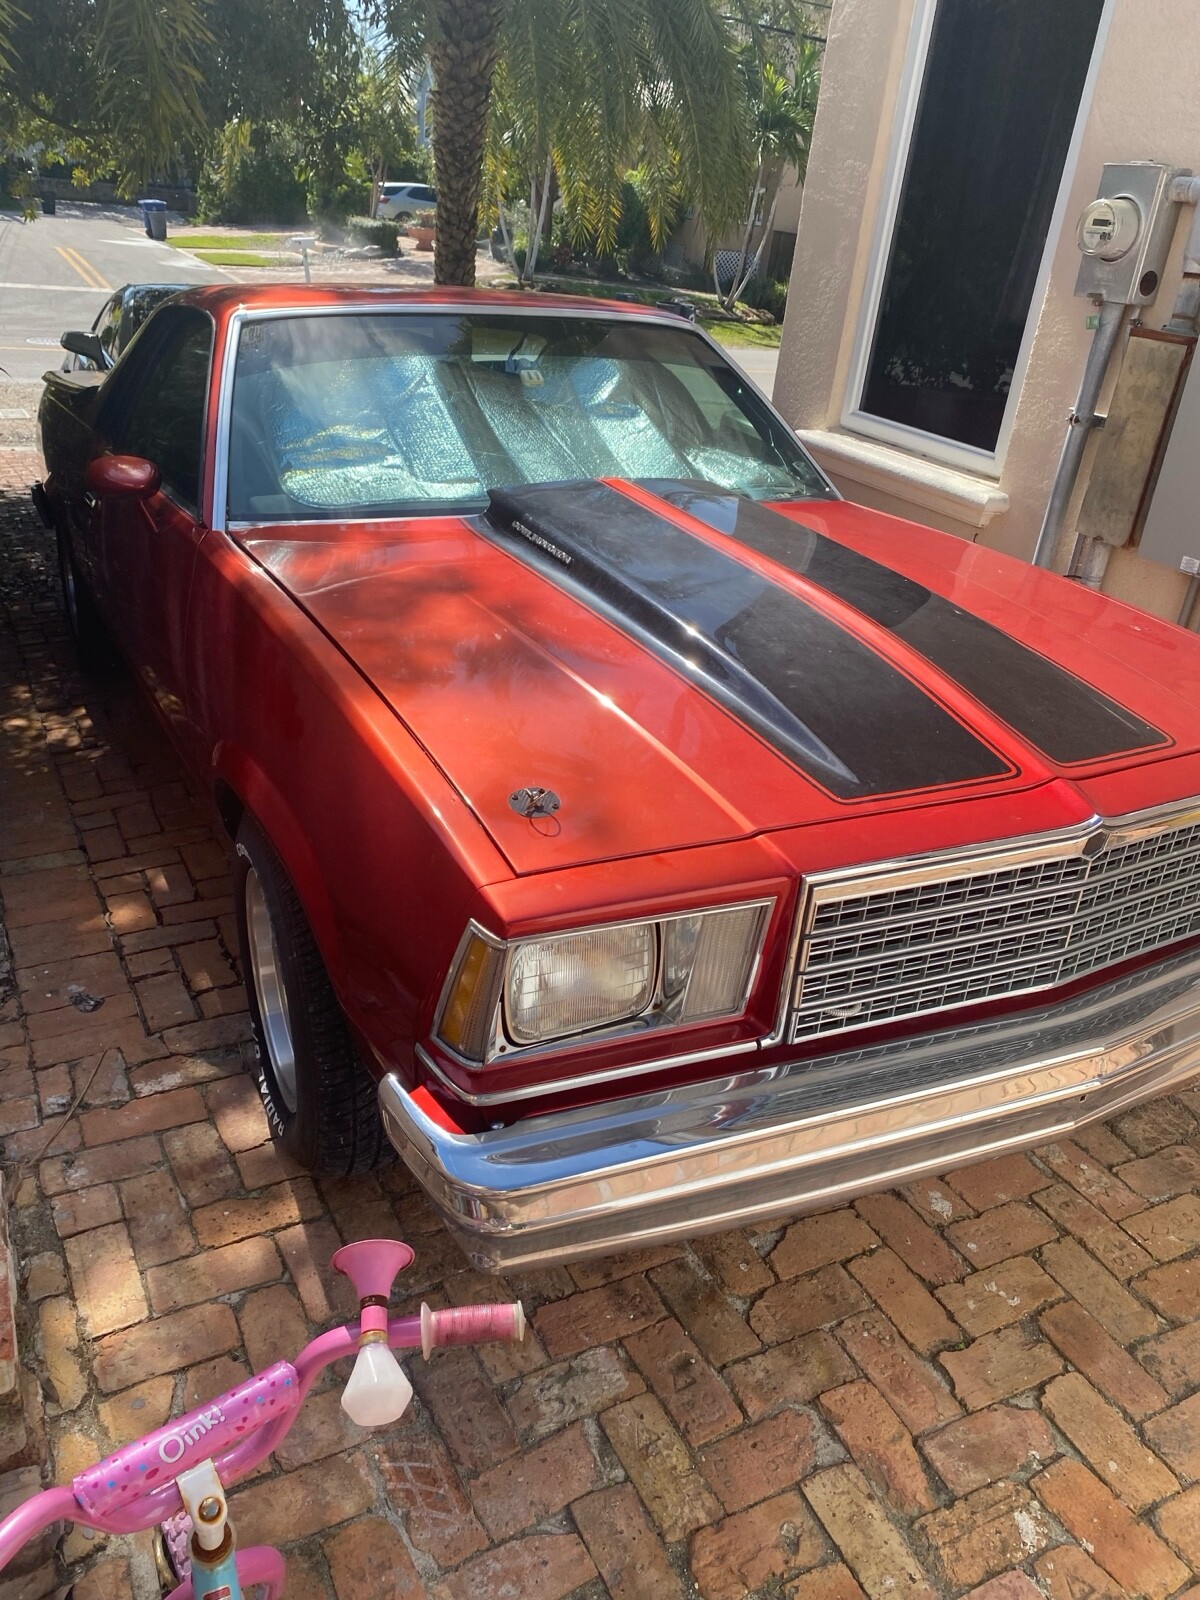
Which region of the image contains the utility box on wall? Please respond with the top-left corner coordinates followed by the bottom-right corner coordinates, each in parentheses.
top-left (1139, 349), bottom-right (1200, 573)
top-left (1075, 328), bottom-right (1195, 548)
top-left (1074, 162), bottom-right (1182, 304)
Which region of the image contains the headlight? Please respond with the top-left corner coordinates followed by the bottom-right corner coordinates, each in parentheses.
top-left (507, 923), bottom-right (656, 1044)
top-left (435, 900), bottom-right (772, 1064)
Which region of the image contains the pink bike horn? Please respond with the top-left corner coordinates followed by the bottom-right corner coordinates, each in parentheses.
top-left (332, 1241), bottom-right (418, 1429)
top-left (331, 1240), bottom-right (415, 1303)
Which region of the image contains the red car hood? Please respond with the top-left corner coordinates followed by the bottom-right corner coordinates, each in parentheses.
top-left (241, 483), bottom-right (1200, 876)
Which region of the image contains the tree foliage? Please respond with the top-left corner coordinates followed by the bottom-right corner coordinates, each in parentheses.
top-left (0, 0), bottom-right (421, 226)
top-left (1, 0), bottom-right (211, 194)
top-left (376, 0), bottom-right (770, 286)
top-left (720, 38), bottom-right (821, 310)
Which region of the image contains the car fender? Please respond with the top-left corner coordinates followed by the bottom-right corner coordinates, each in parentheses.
top-left (211, 739), bottom-right (344, 979)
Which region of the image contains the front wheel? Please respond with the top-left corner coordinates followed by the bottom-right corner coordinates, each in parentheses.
top-left (234, 815), bottom-right (391, 1175)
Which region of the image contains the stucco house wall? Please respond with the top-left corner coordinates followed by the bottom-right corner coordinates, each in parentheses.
top-left (774, 0), bottom-right (1200, 624)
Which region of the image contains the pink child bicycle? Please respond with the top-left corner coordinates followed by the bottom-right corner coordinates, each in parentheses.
top-left (0, 1240), bottom-right (525, 1599)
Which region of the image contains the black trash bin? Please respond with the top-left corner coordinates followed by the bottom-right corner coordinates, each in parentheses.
top-left (41, 193), bottom-right (56, 216)
top-left (138, 199), bottom-right (168, 240)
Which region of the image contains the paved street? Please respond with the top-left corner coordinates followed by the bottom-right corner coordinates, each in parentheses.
top-left (723, 345), bottom-right (779, 396)
top-left (0, 203), bottom-right (778, 409)
top-left (0, 455), bottom-right (1197, 1599)
top-left (0, 204), bottom-right (227, 385)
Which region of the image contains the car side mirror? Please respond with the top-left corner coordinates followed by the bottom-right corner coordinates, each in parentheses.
top-left (85, 455), bottom-right (161, 501)
top-left (61, 330), bottom-right (106, 367)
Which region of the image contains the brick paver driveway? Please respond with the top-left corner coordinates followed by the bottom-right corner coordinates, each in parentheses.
top-left (1, 466), bottom-right (1198, 1600)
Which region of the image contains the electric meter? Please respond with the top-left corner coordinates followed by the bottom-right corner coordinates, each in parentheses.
top-left (1077, 196), bottom-right (1141, 260)
top-left (1074, 163), bottom-right (1182, 305)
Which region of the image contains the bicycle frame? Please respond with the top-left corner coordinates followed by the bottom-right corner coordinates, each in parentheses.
top-left (0, 1298), bottom-right (523, 1600)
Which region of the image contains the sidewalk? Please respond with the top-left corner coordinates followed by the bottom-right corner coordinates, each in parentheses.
top-left (0, 459), bottom-right (1197, 1599)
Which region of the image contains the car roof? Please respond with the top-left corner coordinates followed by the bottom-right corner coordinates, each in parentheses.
top-left (116, 281), bottom-right (191, 296)
top-left (173, 283), bottom-right (688, 326)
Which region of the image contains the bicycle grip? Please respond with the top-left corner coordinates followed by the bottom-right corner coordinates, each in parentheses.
top-left (420, 1301), bottom-right (526, 1358)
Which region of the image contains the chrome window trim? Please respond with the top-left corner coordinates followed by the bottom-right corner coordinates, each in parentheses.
top-left (96, 303), bottom-right (216, 522)
top-left (209, 301), bottom-right (837, 535)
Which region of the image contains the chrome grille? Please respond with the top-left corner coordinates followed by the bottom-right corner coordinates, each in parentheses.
top-left (790, 808), bottom-right (1200, 1043)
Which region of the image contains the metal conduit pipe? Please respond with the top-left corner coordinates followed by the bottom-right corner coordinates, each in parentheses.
top-left (1046, 176), bottom-right (1200, 597)
top-left (1167, 175), bottom-right (1200, 288)
top-left (1073, 533), bottom-right (1114, 590)
top-left (1031, 299), bottom-right (1127, 570)
top-left (1179, 572), bottom-right (1200, 627)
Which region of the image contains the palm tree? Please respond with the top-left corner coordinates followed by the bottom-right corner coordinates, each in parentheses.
top-left (0, 1), bottom-right (18, 73)
top-left (719, 45), bottom-right (820, 312)
top-left (381, 0), bottom-right (756, 287)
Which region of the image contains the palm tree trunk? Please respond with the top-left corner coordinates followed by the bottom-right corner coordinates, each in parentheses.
top-left (724, 158), bottom-right (764, 312)
top-left (497, 202), bottom-right (519, 274)
top-left (730, 186), bottom-right (780, 305)
top-left (428, 0), bottom-right (506, 286)
top-left (524, 154), bottom-right (553, 284)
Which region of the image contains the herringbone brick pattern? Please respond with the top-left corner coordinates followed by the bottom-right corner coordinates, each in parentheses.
top-left (1, 471), bottom-right (1198, 1600)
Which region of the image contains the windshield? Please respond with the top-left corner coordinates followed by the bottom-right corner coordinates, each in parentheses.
top-left (226, 312), bottom-right (829, 522)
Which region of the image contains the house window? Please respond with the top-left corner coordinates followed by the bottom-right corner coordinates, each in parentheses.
top-left (853, 0), bottom-right (1104, 457)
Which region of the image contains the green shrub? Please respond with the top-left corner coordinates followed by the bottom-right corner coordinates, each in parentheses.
top-left (627, 245), bottom-right (665, 280)
top-left (740, 276), bottom-right (789, 323)
top-left (347, 218), bottom-right (401, 255)
top-left (197, 127), bottom-right (308, 225)
top-left (308, 169), bottom-right (371, 229)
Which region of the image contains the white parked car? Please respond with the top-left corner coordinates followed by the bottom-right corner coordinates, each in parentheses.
top-left (375, 182), bottom-right (437, 221)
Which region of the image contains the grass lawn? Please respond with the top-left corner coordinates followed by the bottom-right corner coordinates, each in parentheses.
top-left (187, 249), bottom-right (282, 267)
top-left (172, 232), bottom-right (289, 252)
top-left (702, 319), bottom-right (782, 349)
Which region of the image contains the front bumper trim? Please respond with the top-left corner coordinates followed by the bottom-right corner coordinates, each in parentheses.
top-left (379, 947), bottom-right (1200, 1271)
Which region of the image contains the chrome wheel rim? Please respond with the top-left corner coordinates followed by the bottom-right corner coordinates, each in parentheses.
top-left (244, 867), bottom-right (297, 1112)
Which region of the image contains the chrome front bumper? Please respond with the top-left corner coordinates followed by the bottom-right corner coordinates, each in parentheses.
top-left (378, 947), bottom-right (1200, 1272)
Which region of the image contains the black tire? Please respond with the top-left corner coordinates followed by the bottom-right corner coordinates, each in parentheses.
top-left (234, 814), bottom-right (391, 1175)
top-left (55, 521), bottom-right (109, 666)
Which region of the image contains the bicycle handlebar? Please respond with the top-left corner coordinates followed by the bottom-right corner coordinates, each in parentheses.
top-left (0, 1298), bottom-right (525, 1566)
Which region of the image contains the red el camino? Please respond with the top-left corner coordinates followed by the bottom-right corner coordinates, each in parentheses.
top-left (34, 285), bottom-right (1200, 1271)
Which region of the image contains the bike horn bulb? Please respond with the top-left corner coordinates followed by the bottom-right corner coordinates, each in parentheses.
top-left (332, 1240), bottom-right (418, 1428)
top-left (342, 1339), bottom-right (414, 1427)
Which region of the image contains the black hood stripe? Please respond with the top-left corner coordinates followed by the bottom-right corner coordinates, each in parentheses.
top-left (646, 483), bottom-right (1168, 767)
top-left (481, 481), bottom-right (1010, 801)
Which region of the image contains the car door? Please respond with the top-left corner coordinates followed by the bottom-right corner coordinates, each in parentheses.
top-left (93, 306), bottom-right (215, 764)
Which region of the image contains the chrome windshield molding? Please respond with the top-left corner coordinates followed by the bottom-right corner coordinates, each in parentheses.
top-left (785, 795), bottom-right (1200, 1047)
top-left (208, 300), bottom-right (837, 535)
top-left (380, 943), bottom-right (1200, 1271)
top-left (210, 306), bottom-right (245, 535)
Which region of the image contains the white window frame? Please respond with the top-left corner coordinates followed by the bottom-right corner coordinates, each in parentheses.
top-left (841, 0), bottom-right (1115, 478)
